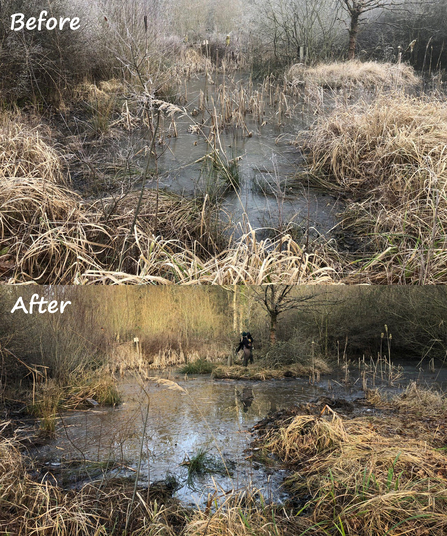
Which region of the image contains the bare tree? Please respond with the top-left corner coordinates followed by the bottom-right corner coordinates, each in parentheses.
top-left (251, 0), bottom-right (343, 64)
top-left (253, 286), bottom-right (333, 345)
top-left (339, 0), bottom-right (391, 59)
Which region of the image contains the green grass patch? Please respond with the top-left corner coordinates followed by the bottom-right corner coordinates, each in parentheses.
top-left (181, 448), bottom-right (233, 487)
top-left (179, 359), bottom-right (216, 375)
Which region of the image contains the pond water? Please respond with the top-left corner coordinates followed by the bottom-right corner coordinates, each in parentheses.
top-left (31, 363), bottom-right (447, 505)
top-left (122, 74), bottom-right (342, 240)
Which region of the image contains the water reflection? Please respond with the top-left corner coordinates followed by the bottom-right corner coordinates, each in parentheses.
top-left (32, 367), bottom-right (447, 504)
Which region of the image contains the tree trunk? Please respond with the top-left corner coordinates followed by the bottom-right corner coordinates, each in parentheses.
top-left (269, 313), bottom-right (278, 345)
top-left (347, 10), bottom-right (360, 60)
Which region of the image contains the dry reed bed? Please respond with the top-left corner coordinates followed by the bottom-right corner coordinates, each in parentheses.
top-left (197, 75), bottom-right (293, 130)
top-left (287, 61), bottom-right (419, 90)
top-left (79, 232), bottom-right (337, 284)
top-left (305, 92), bottom-right (447, 283)
top-left (0, 438), bottom-right (185, 535)
top-left (0, 113), bottom-right (66, 184)
top-left (259, 387), bottom-right (447, 535)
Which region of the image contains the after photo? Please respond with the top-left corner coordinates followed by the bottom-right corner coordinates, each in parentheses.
top-left (2, 286), bottom-right (447, 534)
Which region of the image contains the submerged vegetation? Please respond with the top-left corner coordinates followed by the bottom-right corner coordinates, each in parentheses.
top-left (182, 447), bottom-right (231, 487)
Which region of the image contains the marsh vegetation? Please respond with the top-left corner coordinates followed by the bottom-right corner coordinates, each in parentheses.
top-left (3, 286), bottom-right (447, 534)
top-left (1, 0), bottom-right (446, 283)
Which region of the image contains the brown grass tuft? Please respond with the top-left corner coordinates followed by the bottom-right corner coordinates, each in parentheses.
top-left (306, 92), bottom-right (447, 283)
top-left (0, 178), bottom-right (102, 283)
top-left (176, 48), bottom-right (213, 75)
top-left (287, 60), bottom-right (419, 90)
top-left (261, 406), bottom-right (447, 535)
top-left (306, 92), bottom-right (447, 194)
top-left (0, 112), bottom-right (66, 184)
top-left (265, 412), bottom-right (351, 462)
top-left (392, 381), bottom-right (447, 416)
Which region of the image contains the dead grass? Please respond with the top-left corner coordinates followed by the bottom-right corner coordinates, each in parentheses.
top-left (392, 381), bottom-right (447, 416)
top-left (0, 438), bottom-right (185, 535)
top-left (287, 60), bottom-right (419, 90)
top-left (0, 177), bottom-right (103, 283)
top-left (185, 489), bottom-right (296, 536)
top-left (0, 178), bottom-right (221, 283)
top-left (1, 172), bottom-right (337, 283)
top-left (92, 189), bottom-right (219, 252)
top-left (27, 374), bottom-right (121, 435)
top-left (74, 79), bottom-right (126, 102)
top-left (359, 385), bottom-right (447, 448)
top-left (79, 232), bottom-right (337, 285)
top-left (0, 111), bottom-right (66, 184)
top-left (307, 92), bottom-right (447, 194)
top-left (305, 92), bottom-right (447, 283)
top-left (213, 360), bottom-right (331, 381)
top-left (73, 80), bottom-right (128, 134)
top-left (175, 48), bottom-right (213, 75)
top-left (261, 406), bottom-right (447, 535)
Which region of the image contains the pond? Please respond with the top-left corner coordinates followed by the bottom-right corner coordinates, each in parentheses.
top-left (116, 74), bottom-right (342, 241)
top-left (30, 362), bottom-right (447, 506)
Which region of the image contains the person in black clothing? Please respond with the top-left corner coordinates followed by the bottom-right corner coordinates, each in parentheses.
top-left (236, 332), bottom-right (254, 367)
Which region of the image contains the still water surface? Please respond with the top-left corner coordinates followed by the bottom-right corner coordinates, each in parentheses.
top-left (121, 74), bottom-right (342, 240)
top-left (32, 364), bottom-right (447, 504)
